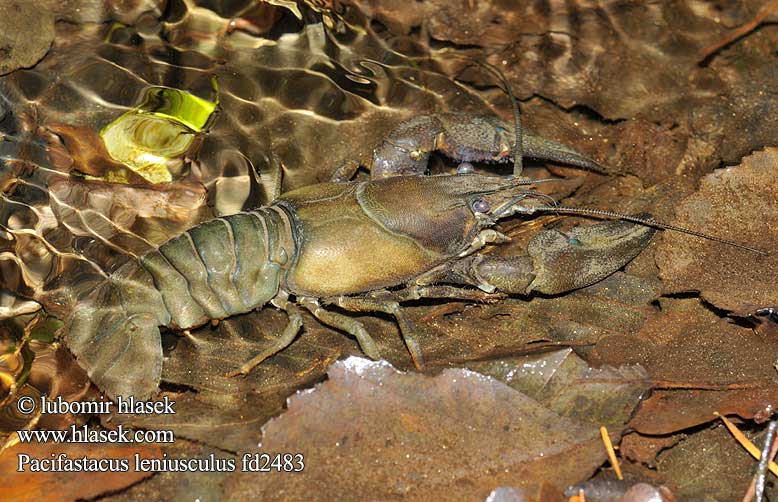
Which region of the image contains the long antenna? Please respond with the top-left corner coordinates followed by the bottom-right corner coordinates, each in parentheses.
top-left (526, 205), bottom-right (768, 256)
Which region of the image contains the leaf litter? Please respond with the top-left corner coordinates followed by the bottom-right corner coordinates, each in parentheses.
top-left (225, 355), bottom-right (647, 502)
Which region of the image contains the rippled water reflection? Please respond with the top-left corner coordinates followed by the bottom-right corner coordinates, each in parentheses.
top-left (0, 0), bottom-right (495, 318)
top-left (0, 0), bottom-right (509, 425)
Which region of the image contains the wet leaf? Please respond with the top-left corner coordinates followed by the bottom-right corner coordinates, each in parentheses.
top-left (467, 348), bottom-right (650, 431)
top-left (99, 87), bottom-right (218, 184)
top-left (655, 148), bottom-right (778, 315)
top-left (225, 357), bottom-right (611, 501)
top-left (629, 387), bottom-right (778, 436)
top-left (45, 123), bottom-right (136, 180)
top-left (592, 299), bottom-right (778, 434)
top-left (0, 2), bottom-right (54, 76)
top-left (657, 425), bottom-right (778, 502)
top-left (395, 272), bottom-right (661, 369)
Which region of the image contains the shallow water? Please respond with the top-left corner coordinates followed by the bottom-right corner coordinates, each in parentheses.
top-left (0, 0), bottom-right (495, 317)
top-left (0, 0), bottom-right (496, 421)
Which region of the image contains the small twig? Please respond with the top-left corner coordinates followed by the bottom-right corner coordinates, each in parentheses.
top-left (600, 426), bottom-right (623, 480)
top-left (716, 412), bottom-right (778, 476)
top-left (650, 380), bottom-right (766, 390)
top-left (698, 0), bottom-right (778, 63)
top-left (576, 379), bottom-right (766, 390)
top-left (755, 419), bottom-right (778, 501)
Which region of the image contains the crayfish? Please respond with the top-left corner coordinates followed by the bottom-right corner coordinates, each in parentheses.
top-left (65, 68), bottom-right (763, 400)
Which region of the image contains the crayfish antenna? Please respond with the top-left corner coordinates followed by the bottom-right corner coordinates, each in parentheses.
top-left (527, 205), bottom-right (769, 256)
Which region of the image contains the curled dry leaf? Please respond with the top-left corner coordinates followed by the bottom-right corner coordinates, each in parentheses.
top-left (655, 148), bottom-right (778, 315)
top-left (225, 357), bottom-right (623, 501)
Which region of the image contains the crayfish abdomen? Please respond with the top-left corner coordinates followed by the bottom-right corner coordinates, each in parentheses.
top-left (66, 208), bottom-right (293, 398)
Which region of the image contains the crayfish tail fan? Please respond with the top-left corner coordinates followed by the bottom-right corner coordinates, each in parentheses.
top-left (65, 261), bottom-right (170, 400)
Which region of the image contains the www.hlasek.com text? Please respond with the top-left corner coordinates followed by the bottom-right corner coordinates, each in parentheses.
top-left (16, 424), bottom-right (174, 444)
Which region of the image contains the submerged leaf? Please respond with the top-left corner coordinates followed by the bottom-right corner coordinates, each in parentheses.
top-left (467, 348), bottom-right (650, 431)
top-left (99, 87), bottom-right (217, 184)
top-left (225, 357), bottom-right (613, 501)
top-left (132, 86), bottom-right (217, 133)
top-left (593, 300), bottom-right (778, 434)
top-left (657, 425), bottom-right (778, 501)
top-left (655, 148), bottom-right (778, 315)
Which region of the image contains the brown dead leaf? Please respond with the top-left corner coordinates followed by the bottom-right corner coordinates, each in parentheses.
top-left (592, 299), bottom-right (778, 434)
top-left (655, 148), bottom-right (778, 315)
top-left (225, 357), bottom-right (609, 501)
top-left (657, 424), bottom-right (778, 501)
top-left (400, 271), bottom-right (661, 368)
top-left (436, 1), bottom-right (727, 120)
top-left (467, 348), bottom-right (650, 431)
top-left (45, 124), bottom-right (135, 179)
top-left (0, 441), bottom-right (161, 502)
top-left (629, 387), bottom-right (778, 436)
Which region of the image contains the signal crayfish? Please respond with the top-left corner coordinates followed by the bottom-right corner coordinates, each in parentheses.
top-left (64, 80), bottom-right (763, 400)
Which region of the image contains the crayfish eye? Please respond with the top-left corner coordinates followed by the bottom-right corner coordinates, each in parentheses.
top-left (472, 199), bottom-right (491, 213)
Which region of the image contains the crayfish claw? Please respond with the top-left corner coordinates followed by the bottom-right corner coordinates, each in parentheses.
top-left (526, 217), bottom-right (656, 295)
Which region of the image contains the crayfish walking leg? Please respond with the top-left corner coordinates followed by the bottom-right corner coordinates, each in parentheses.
top-left (298, 298), bottom-right (382, 361)
top-left (225, 297), bottom-right (303, 377)
top-left (318, 294), bottom-right (426, 371)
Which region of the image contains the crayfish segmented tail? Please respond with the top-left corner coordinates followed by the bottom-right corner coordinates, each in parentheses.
top-left (67, 206), bottom-right (296, 398)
